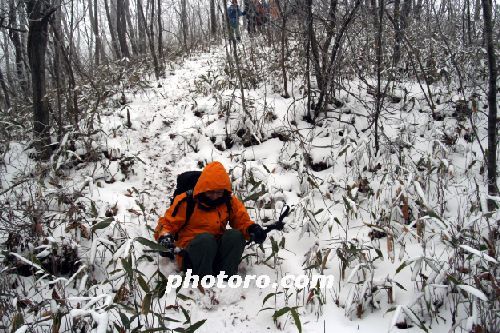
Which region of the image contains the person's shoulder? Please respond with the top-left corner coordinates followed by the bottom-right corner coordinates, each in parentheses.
top-left (171, 192), bottom-right (189, 207)
top-left (229, 194), bottom-right (244, 205)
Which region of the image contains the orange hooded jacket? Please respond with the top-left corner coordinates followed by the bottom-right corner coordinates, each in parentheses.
top-left (154, 162), bottom-right (254, 265)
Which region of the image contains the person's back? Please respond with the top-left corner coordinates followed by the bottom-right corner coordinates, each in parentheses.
top-left (227, 0), bottom-right (245, 42)
top-left (227, 3), bottom-right (240, 26)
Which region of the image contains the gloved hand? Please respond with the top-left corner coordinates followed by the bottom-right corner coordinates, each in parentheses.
top-left (158, 234), bottom-right (175, 258)
top-left (247, 224), bottom-right (266, 244)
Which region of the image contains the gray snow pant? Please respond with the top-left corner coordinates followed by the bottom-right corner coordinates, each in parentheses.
top-left (184, 229), bottom-right (246, 277)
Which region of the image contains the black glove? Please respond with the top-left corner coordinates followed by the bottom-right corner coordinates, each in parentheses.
top-left (158, 234), bottom-right (175, 258)
top-left (247, 224), bottom-right (267, 244)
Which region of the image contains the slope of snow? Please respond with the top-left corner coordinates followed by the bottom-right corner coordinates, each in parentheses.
top-left (2, 39), bottom-right (498, 333)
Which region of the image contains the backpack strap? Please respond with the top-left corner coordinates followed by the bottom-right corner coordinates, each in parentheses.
top-left (171, 191), bottom-right (195, 239)
top-left (185, 190), bottom-right (195, 223)
top-left (226, 194), bottom-right (232, 218)
top-left (171, 191), bottom-right (232, 240)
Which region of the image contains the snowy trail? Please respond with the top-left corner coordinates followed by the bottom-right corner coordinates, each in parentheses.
top-left (91, 50), bottom-right (284, 331)
top-left (91, 49), bottom-right (314, 332)
top-left (4, 43), bottom-right (482, 333)
top-left (84, 47), bottom-right (453, 332)
top-left (97, 52), bottom-right (221, 223)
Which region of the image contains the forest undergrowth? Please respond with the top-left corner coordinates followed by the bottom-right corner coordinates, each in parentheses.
top-left (0, 29), bottom-right (498, 333)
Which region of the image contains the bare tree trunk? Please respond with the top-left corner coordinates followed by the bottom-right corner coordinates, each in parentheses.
top-left (89, 0), bottom-right (100, 65)
top-left (138, 0), bottom-right (160, 79)
top-left (311, 0), bottom-right (360, 121)
top-left (181, 0), bottom-right (188, 50)
top-left (124, 0), bottom-right (139, 55)
top-left (137, 0), bottom-right (147, 53)
top-left (9, 0), bottom-right (28, 95)
top-left (149, 0), bottom-right (159, 77)
top-left (473, 0), bottom-right (481, 38)
top-left (52, 0), bottom-right (64, 140)
top-left (26, 0), bottom-right (54, 160)
top-left (104, 0), bottom-right (121, 58)
top-left (210, 0), bottom-right (217, 37)
top-left (482, 0), bottom-right (498, 210)
top-left (219, 0), bottom-right (233, 72)
top-left (305, 0), bottom-right (313, 122)
top-left (50, 17), bottom-right (79, 129)
top-left (374, 0), bottom-right (384, 156)
top-left (465, 0), bottom-right (472, 45)
top-left (149, 0), bottom-right (157, 61)
top-left (311, 0), bottom-right (339, 120)
top-left (0, 66), bottom-right (10, 110)
top-left (1, 30), bottom-right (13, 90)
top-left (116, 0), bottom-right (131, 58)
top-left (275, 0), bottom-right (289, 98)
top-left (157, 0), bottom-right (163, 59)
top-left (392, 0), bottom-right (401, 67)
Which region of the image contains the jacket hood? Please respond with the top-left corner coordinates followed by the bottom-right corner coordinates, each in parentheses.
top-left (193, 161), bottom-right (232, 196)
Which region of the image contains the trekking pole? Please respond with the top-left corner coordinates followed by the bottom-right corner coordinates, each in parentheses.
top-left (247, 204), bottom-right (291, 245)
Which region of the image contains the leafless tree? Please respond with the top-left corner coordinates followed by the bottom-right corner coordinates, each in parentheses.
top-left (210, 0), bottom-right (217, 36)
top-left (482, 0), bottom-right (498, 210)
top-left (26, 0), bottom-right (56, 159)
top-left (8, 0), bottom-right (28, 95)
top-left (116, 0), bottom-right (130, 57)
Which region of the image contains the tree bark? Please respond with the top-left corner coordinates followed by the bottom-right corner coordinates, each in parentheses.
top-left (137, 0), bottom-right (160, 79)
top-left (275, 0), bottom-right (289, 98)
top-left (63, 0), bottom-right (82, 66)
top-left (465, 0), bottom-right (472, 45)
top-left (0, 66), bottom-right (11, 110)
top-left (149, 0), bottom-right (160, 77)
top-left (116, 0), bottom-right (130, 58)
top-left (157, 0), bottom-right (163, 59)
top-left (137, 0), bottom-right (147, 53)
top-left (482, 0), bottom-right (498, 210)
top-left (311, 0), bottom-right (338, 119)
top-left (374, 0), bottom-right (384, 156)
top-left (473, 0), bottom-right (481, 38)
top-left (52, 0), bottom-right (64, 140)
top-left (26, 0), bottom-right (54, 160)
top-left (9, 0), bottom-right (28, 95)
top-left (50, 17), bottom-right (79, 129)
top-left (210, 0), bottom-right (217, 37)
top-left (104, 0), bottom-right (121, 58)
top-left (89, 0), bottom-right (101, 65)
top-left (124, 0), bottom-right (139, 55)
top-left (392, 0), bottom-right (401, 67)
top-left (1, 29), bottom-right (13, 91)
top-left (181, 0), bottom-right (188, 50)
top-left (305, 0), bottom-right (313, 122)
top-left (312, 0), bottom-right (361, 121)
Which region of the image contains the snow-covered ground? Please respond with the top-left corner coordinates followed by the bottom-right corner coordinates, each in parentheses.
top-left (2, 40), bottom-right (498, 333)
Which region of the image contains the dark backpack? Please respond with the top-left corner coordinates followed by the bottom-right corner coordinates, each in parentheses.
top-left (170, 171), bottom-right (202, 224)
top-left (170, 171), bottom-right (232, 232)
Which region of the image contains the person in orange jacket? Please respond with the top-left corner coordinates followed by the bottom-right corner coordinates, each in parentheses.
top-left (154, 161), bottom-right (266, 277)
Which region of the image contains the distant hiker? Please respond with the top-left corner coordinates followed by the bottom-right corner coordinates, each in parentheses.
top-left (227, 0), bottom-right (246, 42)
top-left (268, 0), bottom-right (280, 20)
top-left (154, 161), bottom-right (266, 277)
